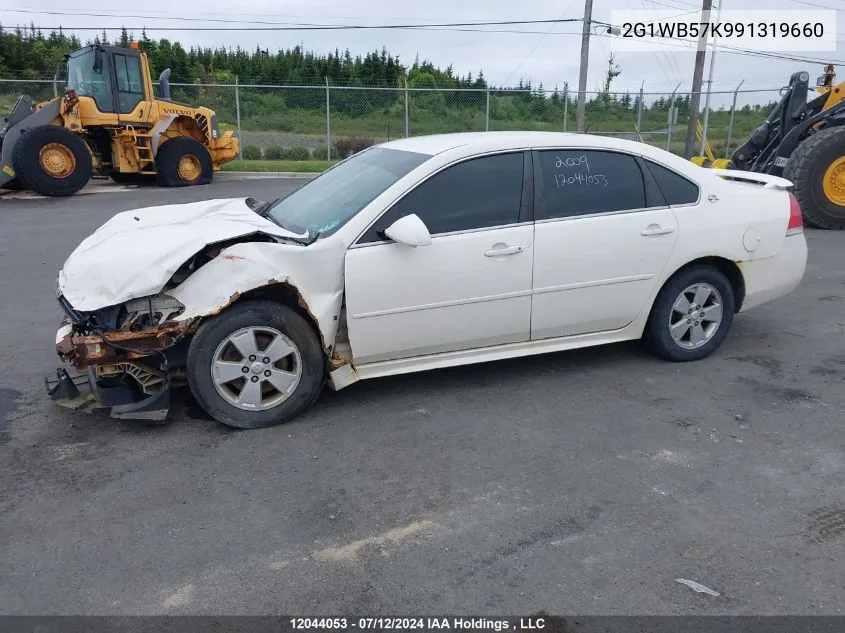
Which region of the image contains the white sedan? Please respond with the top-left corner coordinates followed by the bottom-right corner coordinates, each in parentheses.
top-left (48, 131), bottom-right (808, 428)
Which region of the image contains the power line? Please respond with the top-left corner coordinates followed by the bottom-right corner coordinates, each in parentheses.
top-left (0, 11), bottom-right (582, 31)
top-left (782, 0), bottom-right (842, 9)
top-left (6, 9), bottom-right (844, 67)
top-left (502, 1), bottom-right (579, 86)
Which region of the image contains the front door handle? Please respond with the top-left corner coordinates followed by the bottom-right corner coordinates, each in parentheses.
top-left (641, 224), bottom-right (675, 236)
top-left (484, 244), bottom-right (524, 257)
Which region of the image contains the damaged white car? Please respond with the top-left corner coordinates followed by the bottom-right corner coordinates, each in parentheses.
top-left (47, 131), bottom-right (808, 429)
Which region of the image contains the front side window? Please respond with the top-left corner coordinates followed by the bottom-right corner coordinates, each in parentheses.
top-left (266, 147), bottom-right (430, 238)
top-left (114, 54), bottom-right (144, 113)
top-left (361, 152), bottom-right (525, 242)
top-left (535, 149), bottom-right (647, 219)
top-left (66, 49), bottom-right (113, 112)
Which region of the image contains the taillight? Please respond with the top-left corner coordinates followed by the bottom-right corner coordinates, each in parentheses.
top-left (787, 193), bottom-right (803, 235)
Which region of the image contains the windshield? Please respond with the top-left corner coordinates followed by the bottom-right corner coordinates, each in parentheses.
top-left (267, 147), bottom-right (430, 237)
top-left (66, 49), bottom-right (113, 112)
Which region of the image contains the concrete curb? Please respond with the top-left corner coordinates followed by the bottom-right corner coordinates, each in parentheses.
top-left (216, 171), bottom-right (320, 180)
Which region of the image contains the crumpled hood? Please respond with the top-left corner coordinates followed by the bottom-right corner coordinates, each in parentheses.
top-left (58, 197), bottom-right (305, 311)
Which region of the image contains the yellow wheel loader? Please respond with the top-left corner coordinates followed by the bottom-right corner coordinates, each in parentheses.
top-left (0, 42), bottom-right (238, 196)
top-left (693, 67), bottom-right (845, 230)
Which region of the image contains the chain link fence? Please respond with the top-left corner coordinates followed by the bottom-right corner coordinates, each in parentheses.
top-left (0, 77), bottom-right (784, 162)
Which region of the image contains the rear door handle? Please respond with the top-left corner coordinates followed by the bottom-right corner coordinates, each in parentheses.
top-left (641, 225), bottom-right (675, 236)
top-left (484, 244), bottom-right (524, 257)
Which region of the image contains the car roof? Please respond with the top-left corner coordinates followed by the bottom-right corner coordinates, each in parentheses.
top-left (379, 131), bottom-right (695, 171)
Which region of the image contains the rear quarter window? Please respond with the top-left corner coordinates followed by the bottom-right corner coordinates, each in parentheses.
top-left (643, 159), bottom-right (700, 205)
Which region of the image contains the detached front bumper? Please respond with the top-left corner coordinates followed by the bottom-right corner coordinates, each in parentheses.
top-left (45, 366), bottom-right (171, 421)
top-left (46, 324), bottom-right (172, 422)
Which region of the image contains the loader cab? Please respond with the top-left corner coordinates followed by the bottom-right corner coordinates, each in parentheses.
top-left (63, 44), bottom-right (155, 117)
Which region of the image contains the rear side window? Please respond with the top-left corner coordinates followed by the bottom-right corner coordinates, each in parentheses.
top-left (534, 150), bottom-right (646, 219)
top-left (644, 160), bottom-right (700, 205)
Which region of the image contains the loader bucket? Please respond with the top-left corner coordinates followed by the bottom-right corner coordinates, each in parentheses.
top-left (0, 97), bottom-right (63, 190)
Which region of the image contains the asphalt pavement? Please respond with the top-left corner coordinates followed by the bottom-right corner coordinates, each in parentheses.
top-left (0, 178), bottom-right (843, 615)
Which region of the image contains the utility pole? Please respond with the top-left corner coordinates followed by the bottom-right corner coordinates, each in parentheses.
top-left (576, 0), bottom-right (594, 132)
top-left (700, 0), bottom-right (724, 155)
top-left (684, 0), bottom-right (713, 158)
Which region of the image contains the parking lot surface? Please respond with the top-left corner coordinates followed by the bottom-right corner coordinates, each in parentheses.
top-left (1, 178), bottom-right (843, 615)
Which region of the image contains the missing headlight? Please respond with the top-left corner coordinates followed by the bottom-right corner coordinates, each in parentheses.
top-left (120, 294), bottom-right (185, 331)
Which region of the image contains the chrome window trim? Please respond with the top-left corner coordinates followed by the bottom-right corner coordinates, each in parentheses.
top-left (533, 204), bottom-right (671, 224)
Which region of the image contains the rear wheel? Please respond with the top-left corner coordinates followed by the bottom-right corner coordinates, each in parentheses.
top-left (155, 137), bottom-right (213, 187)
top-left (12, 126), bottom-right (92, 196)
top-left (643, 265), bottom-right (735, 362)
top-left (784, 126), bottom-right (845, 230)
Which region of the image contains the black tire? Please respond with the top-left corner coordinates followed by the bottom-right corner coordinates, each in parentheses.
top-left (186, 300), bottom-right (326, 429)
top-left (643, 265), bottom-right (736, 362)
top-left (1, 177), bottom-right (25, 191)
top-left (155, 137), bottom-right (213, 187)
top-left (12, 125), bottom-right (92, 196)
top-left (783, 127), bottom-right (845, 230)
top-left (110, 172), bottom-right (156, 185)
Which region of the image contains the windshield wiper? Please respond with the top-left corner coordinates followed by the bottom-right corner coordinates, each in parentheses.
top-left (247, 196), bottom-right (279, 218)
top-left (303, 230), bottom-right (322, 245)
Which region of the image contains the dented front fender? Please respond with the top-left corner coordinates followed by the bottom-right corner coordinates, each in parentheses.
top-left (169, 240), bottom-right (346, 351)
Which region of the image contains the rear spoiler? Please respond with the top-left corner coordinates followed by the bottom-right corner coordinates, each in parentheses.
top-left (707, 168), bottom-right (793, 190)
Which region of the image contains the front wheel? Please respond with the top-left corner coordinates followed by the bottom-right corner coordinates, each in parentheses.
top-left (186, 300), bottom-right (326, 429)
top-left (12, 125), bottom-right (93, 196)
top-left (643, 265), bottom-right (735, 362)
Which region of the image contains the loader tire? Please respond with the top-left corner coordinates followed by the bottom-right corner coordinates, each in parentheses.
top-left (784, 127), bottom-right (845, 230)
top-left (1, 178), bottom-right (25, 191)
top-left (155, 137), bottom-right (213, 187)
top-left (12, 126), bottom-right (92, 197)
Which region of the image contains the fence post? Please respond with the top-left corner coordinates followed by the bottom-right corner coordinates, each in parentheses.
top-left (235, 75), bottom-right (242, 160)
top-left (485, 87), bottom-right (490, 132)
top-left (666, 82), bottom-right (681, 152)
top-left (725, 79), bottom-right (744, 158)
top-left (326, 77), bottom-right (332, 161)
top-left (563, 86), bottom-right (569, 132)
top-left (404, 76), bottom-right (409, 138)
top-left (635, 83), bottom-right (644, 139)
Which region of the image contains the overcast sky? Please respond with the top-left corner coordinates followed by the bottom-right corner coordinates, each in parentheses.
top-left (3, 0), bottom-right (844, 107)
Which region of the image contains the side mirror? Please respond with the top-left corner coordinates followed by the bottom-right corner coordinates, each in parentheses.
top-left (817, 75), bottom-right (828, 87)
top-left (383, 214), bottom-right (432, 247)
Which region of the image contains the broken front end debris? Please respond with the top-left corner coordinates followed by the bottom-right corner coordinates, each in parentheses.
top-left (46, 292), bottom-right (199, 421)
